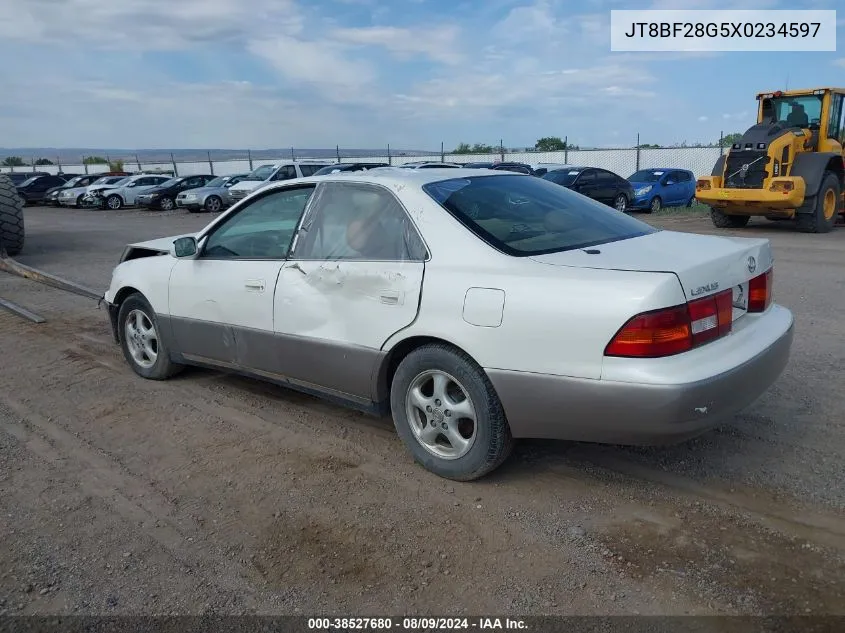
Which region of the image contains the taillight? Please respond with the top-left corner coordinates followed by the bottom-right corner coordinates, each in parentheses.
top-left (605, 289), bottom-right (734, 359)
top-left (748, 267), bottom-right (772, 313)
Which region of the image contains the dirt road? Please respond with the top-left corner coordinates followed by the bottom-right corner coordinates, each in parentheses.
top-left (0, 207), bottom-right (843, 616)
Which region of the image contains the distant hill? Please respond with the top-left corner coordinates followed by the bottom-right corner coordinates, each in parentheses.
top-left (0, 147), bottom-right (439, 164)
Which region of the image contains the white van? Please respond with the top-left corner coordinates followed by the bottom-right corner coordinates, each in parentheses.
top-left (226, 160), bottom-right (332, 202)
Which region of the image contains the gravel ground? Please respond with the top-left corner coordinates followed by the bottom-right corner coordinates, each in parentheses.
top-left (0, 205), bottom-right (843, 616)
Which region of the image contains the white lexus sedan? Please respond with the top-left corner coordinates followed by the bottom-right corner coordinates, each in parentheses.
top-left (102, 168), bottom-right (794, 481)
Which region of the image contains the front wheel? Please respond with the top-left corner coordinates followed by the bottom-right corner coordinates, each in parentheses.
top-left (710, 208), bottom-right (750, 228)
top-left (106, 194), bottom-right (122, 210)
top-left (117, 293), bottom-right (183, 380)
top-left (649, 196), bottom-right (662, 213)
top-left (795, 171), bottom-right (839, 234)
top-left (159, 196), bottom-right (174, 211)
top-left (613, 194), bottom-right (628, 213)
top-left (204, 195), bottom-right (222, 213)
top-left (390, 343), bottom-right (513, 481)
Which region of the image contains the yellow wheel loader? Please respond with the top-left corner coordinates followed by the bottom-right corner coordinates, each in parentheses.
top-left (696, 87), bottom-right (845, 233)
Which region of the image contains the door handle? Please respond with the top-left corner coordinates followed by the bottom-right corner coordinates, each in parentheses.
top-left (379, 290), bottom-right (402, 305)
top-left (244, 279), bottom-right (265, 291)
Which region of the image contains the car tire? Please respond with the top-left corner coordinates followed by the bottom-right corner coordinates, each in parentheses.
top-left (117, 293), bottom-right (184, 381)
top-left (710, 208), bottom-right (750, 228)
top-left (795, 171), bottom-right (839, 234)
top-left (75, 194), bottom-right (85, 208)
top-left (0, 174), bottom-right (25, 256)
top-left (204, 195), bottom-right (222, 213)
top-left (649, 196), bottom-right (662, 213)
top-left (106, 194), bottom-right (123, 210)
top-left (159, 196), bottom-right (175, 211)
top-left (613, 193), bottom-right (628, 213)
top-left (390, 343), bottom-right (514, 481)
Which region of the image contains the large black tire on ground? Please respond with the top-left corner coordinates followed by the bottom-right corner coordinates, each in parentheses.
top-left (0, 174), bottom-right (24, 255)
top-left (795, 171), bottom-right (840, 234)
top-left (390, 342), bottom-right (514, 481)
top-left (710, 207), bottom-right (750, 228)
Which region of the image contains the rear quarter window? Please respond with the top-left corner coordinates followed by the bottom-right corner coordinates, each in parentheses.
top-left (422, 174), bottom-right (655, 257)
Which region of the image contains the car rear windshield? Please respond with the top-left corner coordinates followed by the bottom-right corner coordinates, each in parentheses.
top-left (422, 174), bottom-right (655, 256)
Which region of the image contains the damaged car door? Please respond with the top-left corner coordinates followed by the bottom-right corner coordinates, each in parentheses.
top-left (166, 184), bottom-right (317, 366)
top-left (270, 181), bottom-right (428, 401)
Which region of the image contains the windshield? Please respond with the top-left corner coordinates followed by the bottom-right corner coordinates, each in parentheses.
top-left (245, 165), bottom-right (276, 181)
top-left (63, 177), bottom-right (84, 187)
top-left (542, 169), bottom-right (582, 187)
top-left (19, 177), bottom-right (41, 187)
top-left (159, 178), bottom-right (183, 188)
top-left (761, 94), bottom-right (823, 128)
top-left (422, 174), bottom-right (654, 256)
top-left (108, 177), bottom-right (130, 186)
top-left (628, 170), bottom-right (664, 183)
top-left (205, 177), bottom-right (226, 188)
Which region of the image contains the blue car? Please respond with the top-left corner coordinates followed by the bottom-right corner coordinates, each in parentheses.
top-left (627, 168), bottom-right (696, 213)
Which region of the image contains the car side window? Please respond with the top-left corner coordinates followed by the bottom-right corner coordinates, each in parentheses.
top-left (292, 182), bottom-right (427, 262)
top-left (578, 170), bottom-right (596, 184)
top-left (271, 165), bottom-right (297, 181)
top-left (594, 170), bottom-right (615, 186)
top-left (299, 165), bottom-right (325, 177)
top-left (184, 176), bottom-right (203, 188)
top-left (201, 185), bottom-right (316, 260)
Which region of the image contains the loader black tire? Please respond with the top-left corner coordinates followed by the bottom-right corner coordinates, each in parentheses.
top-left (0, 174), bottom-right (25, 256)
top-left (710, 207), bottom-right (750, 228)
top-left (795, 171), bottom-right (839, 234)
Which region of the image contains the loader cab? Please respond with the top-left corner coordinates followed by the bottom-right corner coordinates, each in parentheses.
top-left (757, 88), bottom-right (845, 153)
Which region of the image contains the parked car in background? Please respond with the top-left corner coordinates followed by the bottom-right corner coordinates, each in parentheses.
top-left (90, 174), bottom-right (173, 210)
top-left (102, 169), bottom-right (793, 481)
top-left (627, 168), bottom-right (696, 213)
top-left (135, 174), bottom-right (217, 211)
top-left (44, 174), bottom-right (105, 206)
top-left (312, 163), bottom-right (390, 175)
top-left (463, 161), bottom-right (535, 174)
top-left (400, 161), bottom-right (463, 169)
top-left (16, 174), bottom-right (69, 205)
top-left (227, 161), bottom-right (332, 203)
top-left (58, 175), bottom-right (131, 208)
top-left (2, 172), bottom-right (50, 186)
top-left (529, 163), bottom-right (572, 177)
top-left (542, 166), bottom-right (635, 212)
top-left (176, 173), bottom-right (251, 213)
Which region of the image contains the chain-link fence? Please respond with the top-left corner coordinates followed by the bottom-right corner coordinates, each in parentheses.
top-left (0, 144), bottom-right (728, 179)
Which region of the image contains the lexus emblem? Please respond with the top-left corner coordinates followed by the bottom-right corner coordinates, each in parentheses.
top-left (747, 256), bottom-right (757, 274)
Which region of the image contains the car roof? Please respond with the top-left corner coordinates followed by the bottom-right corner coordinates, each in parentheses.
top-left (264, 166), bottom-right (523, 191)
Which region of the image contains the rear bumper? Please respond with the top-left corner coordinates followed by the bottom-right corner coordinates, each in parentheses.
top-left (488, 305), bottom-right (794, 445)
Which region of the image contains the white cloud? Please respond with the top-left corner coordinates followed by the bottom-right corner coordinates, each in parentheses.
top-left (833, 58), bottom-right (845, 67)
top-left (331, 25), bottom-right (464, 65)
top-left (698, 115), bottom-right (709, 122)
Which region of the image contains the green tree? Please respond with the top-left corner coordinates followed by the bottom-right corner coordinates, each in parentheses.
top-left (34, 158), bottom-right (54, 165)
top-left (470, 143), bottom-right (496, 153)
top-left (636, 143), bottom-right (661, 149)
top-left (535, 136), bottom-right (567, 151)
top-left (451, 142), bottom-right (471, 154)
top-left (109, 159), bottom-right (125, 172)
top-left (720, 132), bottom-right (743, 147)
top-left (1, 156), bottom-right (25, 166)
top-left (83, 156), bottom-right (108, 164)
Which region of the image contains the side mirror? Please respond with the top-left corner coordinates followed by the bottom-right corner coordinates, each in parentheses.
top-left (170, 236), bottom-right (198, 258)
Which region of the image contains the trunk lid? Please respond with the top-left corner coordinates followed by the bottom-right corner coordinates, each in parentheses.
top-left (530, 230), bottom-right (772, 311)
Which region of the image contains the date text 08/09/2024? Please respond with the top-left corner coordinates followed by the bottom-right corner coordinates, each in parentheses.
top-left (623, 21), bottom-right (822, 38)
top-left (307, 617), bottom-right (528, 630)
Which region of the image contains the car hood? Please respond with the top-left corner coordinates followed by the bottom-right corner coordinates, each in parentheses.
top-left (59, 186), bottom-right (89, 195)
top-left (138, 185), bottom-right (175, 196)
top-left (529, 230), bottom-right (772, 302)
top-left (228, 180), bottom-right (263, 191)
top-left (119, 232), bottom-right (198, 262)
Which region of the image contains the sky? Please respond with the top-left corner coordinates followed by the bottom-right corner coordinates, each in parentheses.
top-left (1, 0), bottom-right (843, 151)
